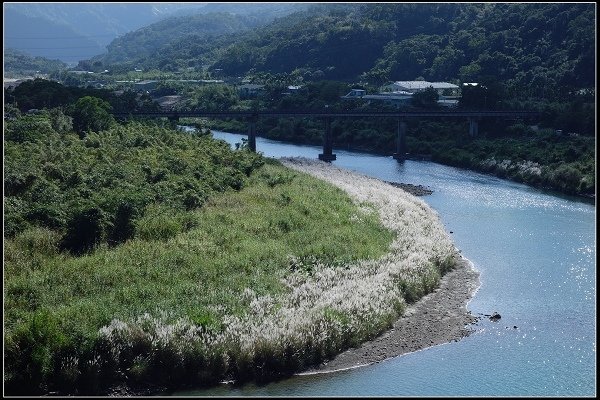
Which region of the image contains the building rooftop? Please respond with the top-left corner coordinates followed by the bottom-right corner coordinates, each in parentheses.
top-left (391, 81), bottom-right (459, 90)
top-left (384, 90), bottom-right (413, 96)
top-left (134, 80), bottom-right (158, 85)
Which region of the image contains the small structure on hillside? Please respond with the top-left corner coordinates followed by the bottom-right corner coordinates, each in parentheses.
top-left (155, 95), bottom-right (183, 110)
top-left (134, 80), bottom-right (158, 92)
top-left (238, 83), bottom-right (265, 98)
top-left (342, 88), bottom-right (413, 106)
top-left (342, 88), bottom-right (367, 98)
top-left (342, 83), bottom-right (460, 108)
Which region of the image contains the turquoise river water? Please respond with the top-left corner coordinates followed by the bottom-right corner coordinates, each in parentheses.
top-left (173, 130), bottom-right (596, 396)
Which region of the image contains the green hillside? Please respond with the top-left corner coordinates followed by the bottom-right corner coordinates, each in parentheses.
top-left (88, 7), bottom-right (308, 72)
top-left (4, 49), bottom-right (68, 76)
top-left (97, 13), bottom-right (259, 66)
top-left (209, 3), bottom-right (594, 97)
top-left (92, 3), bottom-right (593, 101)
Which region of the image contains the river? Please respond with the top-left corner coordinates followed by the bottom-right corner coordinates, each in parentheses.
top-left (174, 129), bottom-right (596, 396)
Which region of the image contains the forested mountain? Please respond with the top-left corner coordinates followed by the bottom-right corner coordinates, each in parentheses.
top-left (94, 3), bottom-right (594, 101)
top-left (86, 4), bottom-right (310, 71)
top-left (207, 3), bottom-right (594, 99)
top-left (4, 49), bottom-right (67, 76)
top-left (3, 3), bottom-right (209, 63)
top-left (90, 13), bottom-right (270, 69)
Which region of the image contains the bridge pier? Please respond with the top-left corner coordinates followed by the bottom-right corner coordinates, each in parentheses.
top-left (319, 117), bottom-right (336, 162)
top-left (468, 117), bottom-right (479, 137)
top-left (247, 120), bottom-right (257, 152)
top-left (393, 119), bottom-right (407, 162)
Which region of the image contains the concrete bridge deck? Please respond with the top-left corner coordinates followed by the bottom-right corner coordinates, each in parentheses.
top-left (111, 109), bottom-right (540, 162)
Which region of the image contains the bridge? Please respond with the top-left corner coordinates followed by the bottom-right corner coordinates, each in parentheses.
top-left (111, 109), bottom-right (540, 162)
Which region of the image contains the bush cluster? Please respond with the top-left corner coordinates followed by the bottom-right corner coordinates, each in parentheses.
top-left (4, 114), bottom-right (264, 254)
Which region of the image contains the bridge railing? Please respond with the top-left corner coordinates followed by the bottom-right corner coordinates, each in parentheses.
top-left (111, 110), bottom-right (541, 119)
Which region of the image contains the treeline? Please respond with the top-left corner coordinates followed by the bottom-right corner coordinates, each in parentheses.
top-left (5, 78), bottom-right (158, 114)
top-left (407, 121), bottom-right (595, 196)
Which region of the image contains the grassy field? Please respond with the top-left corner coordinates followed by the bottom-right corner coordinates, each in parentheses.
top-left (4, 115), bottom-right (397, 394)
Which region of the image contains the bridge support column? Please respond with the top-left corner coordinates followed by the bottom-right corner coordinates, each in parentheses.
top-left (393, 119), bottom-right (407, 162)
top-left (319, 117), bottom-right (336, 162)
top-left (468, 117), bottom-right (479, 137)
top-left (247, 121), bottom-right (256, 152)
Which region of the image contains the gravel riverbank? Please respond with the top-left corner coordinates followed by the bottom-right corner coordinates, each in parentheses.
top-left (280, 157), bottom-right (481, 374)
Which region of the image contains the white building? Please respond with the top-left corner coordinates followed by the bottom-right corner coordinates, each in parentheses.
top-left (343, 85), bottom-right (460, 108)
top-left (381, 81), bottom-right (460, 97)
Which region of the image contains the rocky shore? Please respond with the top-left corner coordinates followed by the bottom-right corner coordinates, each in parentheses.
top-left (280, 157), bottom-right (481, 374)
top-left (301, 255), bottom-right (480, 374)
top-left (384, 180), bottom-right (434, 196)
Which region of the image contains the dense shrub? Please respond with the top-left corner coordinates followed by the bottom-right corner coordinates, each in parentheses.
top-left (61, 206), bottom-right (110, 255)
top-left (4, 116), bottom-right (265, 250)
top-left (4, 113), bottom-right (55, 143)
top-left (4, 310), bottom-right (69, 395)
top-left (67, 96), bottom-right (115, 137)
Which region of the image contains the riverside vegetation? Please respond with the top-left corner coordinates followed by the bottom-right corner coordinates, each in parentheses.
top-left (4, 109), bottom-right (457, 395)
top-left (76, 2), bottom-right (592, 198)
top-left (5, 3), bottom-right (594, 197)
top-left (166, 69), bottom-right (592, 199)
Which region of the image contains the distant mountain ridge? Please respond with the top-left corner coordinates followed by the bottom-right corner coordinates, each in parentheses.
top-left (94, 12), bottom-right (268, 68)
top-left (4, 3), bottom-right (209, 41)
top-left (4, 7), bottom-right (104, 64)
top-left (3, 3), bottom-right (307, 65)
top-left (86, 4), bottom-right (311, 70)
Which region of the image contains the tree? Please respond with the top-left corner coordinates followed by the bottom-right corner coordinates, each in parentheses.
top-left (193, 85), bottom-right (239, 111)
top-left (68, 96), bottom-right (115, 137)
top-left (411, 87), bottom-right (439, 108)
top-left (459, 84), bottom-right (489, 109)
